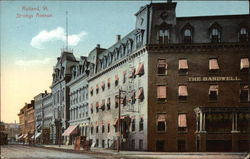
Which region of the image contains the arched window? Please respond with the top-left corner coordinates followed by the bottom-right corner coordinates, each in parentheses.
top-left (184, 29), bottom-right (192, 43)
top-left (210, 28), bottom-right (221, 43)
top-left (184, 29), bottom-right (191, 37)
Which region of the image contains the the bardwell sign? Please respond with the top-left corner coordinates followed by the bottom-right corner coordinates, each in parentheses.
top-left (188, 76), bottom-right (241, 82)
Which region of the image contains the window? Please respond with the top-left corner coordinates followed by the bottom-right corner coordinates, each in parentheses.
top-left (107, 78), bottom-right (111, 89)
top-left (96, 126), bottom-right (99, 133)
top-left (96, 102), bottom-right (99, 113)
top-left (128, 68), bottom-right (136, 78)
top-left (210, 28), bottom-right (221, 43)
top-left (139, 139), bottom-right (143, 150)
top-left (90, 104), bottom-right (93, 114)
top-left (101, 82), bottom-right (105, 91)
top-left (240, 85), bottom-right (249, 102)
top-left (96, 84), bottom-right (99, 94)
top-left (107, 123), bottom-right (110, 133)
top-left (101, 99), bottom-right (105, 111)
top-left (102, 124), bottom-right (105, 133)
top-left (107, 98), bottom-right (111, 110)
top-left (157, 114), bottom-right (166, 132)
top-left (239, 27), bottom-right (248, 42)
top-left (115, 75), bottom-right (119, 86)
top-left (131, 119), bottom-right (135, 132)
top-left (184, 29), bottom-right (192, 43)
top-left (156, 140), bottom-right (165, 152)
top-left (96, 139), bottom-right (99, 147)
top-left (115, 95), bottom-right (119, 108)
top-left (131, 139), bottom-right (135, 150)
top-left (157, 86), bottom-right (167, 102)
top-left (91, 126), bottom-right (93, 134)
top-left (157, 59), bottom-right (167, 75)
top-left (178, 85), bottom-right (188, 101)
top-left (209, 85), bottom-right (218, 101)
top-left (139, 118), bottom-right (144, 131)
top-left (135, 87), bottom-right (144, 101)
top-left (178, 114), bottom-right (187, 132)
top-left (158, 29), bottom-right (169, 44)
top-left (123, 71), bottom-right (126, 83)
top-left (179, 59), bottom-right (188, 75)
top-left (240, 58), bottom-right (249, 71)
top-left (209, 58), bottom-right (219, 73)
top-left (90, 87), bottom-right (93, 96)
top-left (135, 63), bottom-right (144, 76)
top-left (102, 140), bottom-right (105, 148)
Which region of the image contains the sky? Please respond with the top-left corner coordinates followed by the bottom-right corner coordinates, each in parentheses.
top-left (0, 0), bottom-right (249, 123)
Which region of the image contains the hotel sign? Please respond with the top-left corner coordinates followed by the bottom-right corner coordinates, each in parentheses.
top-left (188, 76), bottom-right (241, 82)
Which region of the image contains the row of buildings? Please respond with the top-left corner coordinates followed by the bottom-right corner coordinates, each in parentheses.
top-left (18, 0), bottom-right (249, 152)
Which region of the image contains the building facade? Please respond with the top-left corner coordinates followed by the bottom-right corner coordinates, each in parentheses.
top-left (34, 93), bottom-right (44, 143)
top-left (64, 56), bottom-right (90, 144)
top-left (18, 101), bottom-right (35, 143)
top-left (50, 50), bottom-right (78, 144)
top-left (42, 92), bottom-right (53, 144)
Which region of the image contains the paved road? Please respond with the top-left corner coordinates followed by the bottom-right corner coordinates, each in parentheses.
top-left (0, 145), bottom-right (115, 159)
top-left (1, 145), bottom-right (248, 159)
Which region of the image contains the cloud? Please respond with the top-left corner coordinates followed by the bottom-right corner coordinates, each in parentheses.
top-left (30, 27), bottom-right (87, 49)
top-left (15, 58), bottom-right (53, 66)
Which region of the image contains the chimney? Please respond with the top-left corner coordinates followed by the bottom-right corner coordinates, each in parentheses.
top-left (116, 35), bottom-right (121, 42)
top-left (96, 44), bottom-right (100, 48)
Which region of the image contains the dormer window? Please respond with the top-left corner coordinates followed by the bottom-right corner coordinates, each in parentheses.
top-left (239, 27), bottom-right (248, 42)
top-left (158, 29), bottom-right (169, 44)
top-left (210, 28), bottom-right (221, 43)
top-left (184, 29), bottom-right (192, 43)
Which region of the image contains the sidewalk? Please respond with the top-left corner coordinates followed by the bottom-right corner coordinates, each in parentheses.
top-left (36, 144), bottom-right (248, 157)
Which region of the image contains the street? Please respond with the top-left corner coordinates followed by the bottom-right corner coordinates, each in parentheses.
top-left (0, 144), bottom-right (248, 159)
top-left (0, 145), bottom-right (115, 159)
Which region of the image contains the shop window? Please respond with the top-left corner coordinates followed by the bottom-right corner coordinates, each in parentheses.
top-left (156, 140), bottom-right (165, 152)
top-left (157, 59), bottom-right (167, 75)
top-left (240, 85), bottom-right (249, 102)
top-left (239, 27), bottom-right (248, 42)
top-left (135, 63), bottom-right (144, 76)
top-left (115, 75), bottom-right (119, 86)
top-left (102, 140), bottom-right (105, 148)
top-left (178, 140), bottom-right (186, 152)
top-left (209, 85), bottom-right (218, 101)
top-left (178, 114), bottom-right (187, 132)
top-left (139, 118), bottom-right (144, 131)
top-left (157, 114), bottom-right (166, 132)
top-left (157, 86), bottom-right (167, 102)
top-left (158, 29), bottom-right (169, 44)
top-left (131, 139), bottom-right (135, 150)
top-left (179, 59), bottom-right (188, 75)
top-left (238, 113), bottom-right (250, 133)
top-left (96, 139), bottom-right (99, 147)
top-left (178, 85), bottom-right (188, 101)
top-left (209, 58), bottom-right (219, 74)
top-left (206, 113), bottom-right (232, 133)
top-left (139, 139), bottom-right (143, 150)
top-left (131, 119), bottom-right (135, 132)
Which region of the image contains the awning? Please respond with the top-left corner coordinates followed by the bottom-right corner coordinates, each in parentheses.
top-left (96, 102), bottom-right (99, 107)
top-left (115, 75), bottom-right (119, 81)
top-left (157, 59), bottom-right (167, 68)
top-left (178, 85), bottom-right (188, 96)
top-left (179, 59), bottom-right (188, 69)
top-left (35, 132), bottom-right (42, 139)
top-left (62, 125), bottom-right (78, 136)
top-left (135, 63), bottom-right (144, 75)
top-left (240, 58), bottom-right (249, 69)
top-left (157, 114), bottom-right (166, 122)
top-left (209, 85), bottom-right (219, 95)
top-left (157, 86), bottom-right (167, 99)
top-left (178, 114), bottom-right (187, 127)
top-left (135, 88), bottom-right (144, 99)
top-left (209, 59), bottom-right (219, 70)
top-left (17, 134), bottom-right (24, 140)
